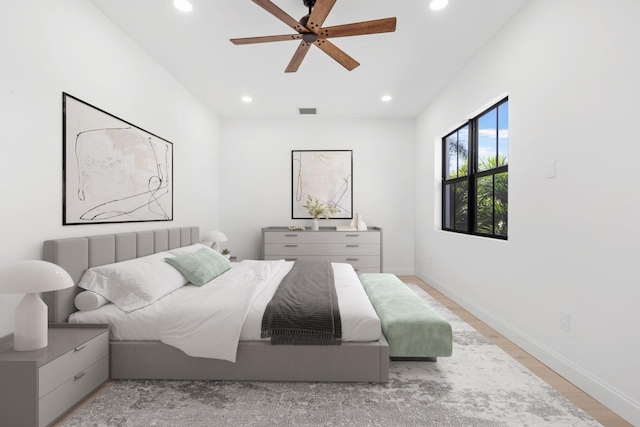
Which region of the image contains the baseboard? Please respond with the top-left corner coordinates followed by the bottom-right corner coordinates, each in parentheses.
top-left (415, 269), bottom-right (640, 426)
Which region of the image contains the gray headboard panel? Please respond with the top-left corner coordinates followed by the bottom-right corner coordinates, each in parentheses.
top-left (42, 226), bottom-right (199, 322)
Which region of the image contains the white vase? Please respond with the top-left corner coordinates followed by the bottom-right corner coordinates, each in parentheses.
top-left (311, 218), bottom-right (319, 231)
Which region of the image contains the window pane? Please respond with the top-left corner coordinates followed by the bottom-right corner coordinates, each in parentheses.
top-left (498, 102), bottom-right (509, 166)
top-left (478, 109), bottom-right (497, 172)
top-left (476, 175), bottom-right (494, 234)
top-left (454, 180), bottom-right (468, 231)
top-left (445, 134), bottom-right (458, 179)
top-left (494, 171), bottom-right (508, 236)
top-left (444, 183), bottom-right (453, 228)
top-left (457, 126), bottom-right (469, 177)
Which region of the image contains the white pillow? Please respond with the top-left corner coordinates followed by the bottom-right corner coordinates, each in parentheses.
top-left (78, 252), bottom-right (188, 313)
top-left (74, 290), bottom-right (110, 311)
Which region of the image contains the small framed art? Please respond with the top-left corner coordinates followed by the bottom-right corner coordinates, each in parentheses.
top-left (292, 150), bottom-right (353, 219)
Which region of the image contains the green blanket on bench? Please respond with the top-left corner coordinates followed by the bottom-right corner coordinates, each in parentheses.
top-left (360, 273), bottom-right (452, 359)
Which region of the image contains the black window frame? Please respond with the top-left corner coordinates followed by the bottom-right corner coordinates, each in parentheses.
top-left (442, 97), bottom-right (508, 240)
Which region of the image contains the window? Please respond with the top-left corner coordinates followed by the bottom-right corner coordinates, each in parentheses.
top-left (442, 98), bottom-right (508, 239)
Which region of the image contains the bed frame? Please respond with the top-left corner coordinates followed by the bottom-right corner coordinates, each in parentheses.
top-left (42, 226), bottom-right (389, 382)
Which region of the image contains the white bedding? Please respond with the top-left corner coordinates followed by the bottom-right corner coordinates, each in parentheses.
top-left (70, 260), bottom-right (381, 362)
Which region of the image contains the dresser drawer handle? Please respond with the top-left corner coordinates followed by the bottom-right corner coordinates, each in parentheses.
top-left (284, 234), bottom-right (298, 237)
top-left (346, 245), bottom-right (359, 248)
top-left (74, 345), bottom-right (86, 352)
top-left (345, 258), bottom-right (360, 261)
top-left (285, 258), bottom-right (298, 261)
top-left (285, 245), bottom-right (298, 248)
top-left (346, 234), bottom-right (360, 237)
top-left (74, 372), bottom-right (86, 380)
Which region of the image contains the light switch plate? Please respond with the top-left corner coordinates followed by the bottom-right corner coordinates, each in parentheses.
top-left (546, 160), bottom-right (556, 178)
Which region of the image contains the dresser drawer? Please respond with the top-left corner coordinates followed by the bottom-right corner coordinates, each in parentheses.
top-left (262, 227), bottom-right (383, 272)
top-left (39, 356), bottom-right (109, 427)
top-left (265, 243), bottom-right (380, 257)
top-left (265, 255), bottom-right (380, 268)
top-left (39, 330), bottom-right (108, 399)
top-left (264, 231), bottom-right (380, 244)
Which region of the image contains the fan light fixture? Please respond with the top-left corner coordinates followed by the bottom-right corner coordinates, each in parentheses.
top-left (429, 0), bottom-right (449, 11)
top-left (173, 0), bottom-right (193, 13)
top-left (230, 0), bottom-right (397, 73)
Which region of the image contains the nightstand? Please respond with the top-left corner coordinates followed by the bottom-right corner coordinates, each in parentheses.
top-left (0, 324), bottom-right (109, 427)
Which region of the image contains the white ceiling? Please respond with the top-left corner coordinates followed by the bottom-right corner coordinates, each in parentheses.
top-left (88, 0), bottom-right (529, 118)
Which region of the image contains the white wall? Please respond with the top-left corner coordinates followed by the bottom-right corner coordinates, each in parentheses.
top-left (0, 0), bottom-right (221, 338)
top-left (220, 117), bottom-right (415, 275)
top-left (415, 0), bottom-right (640, 424)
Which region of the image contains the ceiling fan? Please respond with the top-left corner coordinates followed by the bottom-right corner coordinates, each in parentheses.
top-left (230, 0), bottom-right (397, 72)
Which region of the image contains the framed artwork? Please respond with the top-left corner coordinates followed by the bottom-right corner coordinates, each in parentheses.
top-left (62, 93), bottom-right (173, 225)
top-left (292, 150), bottom-right (353, 219)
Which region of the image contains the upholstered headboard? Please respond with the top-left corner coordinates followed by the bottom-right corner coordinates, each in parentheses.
top-left (42, 226), bottom-right (199, 322)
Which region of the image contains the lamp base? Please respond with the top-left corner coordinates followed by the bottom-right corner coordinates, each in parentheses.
top-left (14, 293), bottom-right (48, 351)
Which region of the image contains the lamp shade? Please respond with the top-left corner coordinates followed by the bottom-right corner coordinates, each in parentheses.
top-left (0, 260), bottom-right (74, 294)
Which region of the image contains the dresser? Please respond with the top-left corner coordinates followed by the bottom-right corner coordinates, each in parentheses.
top-left (0, 324), bottom-right (109, 427)
top-left (262, 226), bottom-right (383, 273)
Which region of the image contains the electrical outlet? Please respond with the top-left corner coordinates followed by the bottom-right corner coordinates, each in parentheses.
top-left (546, 160), bottom-right (557, 178)
top-left (560, 311), bottom-right (571, 332)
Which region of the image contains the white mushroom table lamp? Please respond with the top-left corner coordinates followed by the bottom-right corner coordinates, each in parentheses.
top-left (202, 230), bottom-right (228, 252)
top-left (0, 261), bottom-right (74, 351)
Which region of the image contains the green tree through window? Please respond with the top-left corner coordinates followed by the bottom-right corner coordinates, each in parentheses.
top-left (442, 98), bottom-right (508, 239)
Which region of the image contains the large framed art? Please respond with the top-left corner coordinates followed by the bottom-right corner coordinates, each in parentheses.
top-left (62, 93), bottom-right (173, 225)
top-left (292, 150), bottom-right (353, 219)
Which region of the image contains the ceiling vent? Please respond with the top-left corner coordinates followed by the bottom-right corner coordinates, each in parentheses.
top-left (299, 108), bottom-right (317, 115)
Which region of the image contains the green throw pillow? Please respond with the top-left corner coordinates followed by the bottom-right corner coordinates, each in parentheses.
top-left (165, 248), bottom-right (230, 286)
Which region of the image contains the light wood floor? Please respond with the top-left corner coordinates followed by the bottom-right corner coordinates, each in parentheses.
top-left (399, 276), bottom-right (632, 427)
top-left (54, 276), bottom-right (631, 427)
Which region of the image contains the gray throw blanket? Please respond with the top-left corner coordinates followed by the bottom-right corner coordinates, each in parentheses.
top-left (261, 261), bottom-right (342, 345)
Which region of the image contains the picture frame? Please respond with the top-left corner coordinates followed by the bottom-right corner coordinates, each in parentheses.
top-left (62, 93), bottom-right (173, 225)
top-left (292, 150), bottom-right (353, 219)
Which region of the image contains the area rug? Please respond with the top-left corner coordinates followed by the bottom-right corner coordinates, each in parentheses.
top-left (63, 284), bottom-right (601, 427)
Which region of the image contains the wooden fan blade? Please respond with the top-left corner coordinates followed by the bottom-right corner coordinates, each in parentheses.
top-left (230, 34), bottom-right (302, 45)
top-left (305, 0), bottom-right (336, 34)
top-left (314, 40), bottom-right (360, 71)
top-left (285, 41), bottom-right (312, 73)
top-left (252, 0), bottom-right (307, 33)
top-left (318, 17), bottom-right (397, 39)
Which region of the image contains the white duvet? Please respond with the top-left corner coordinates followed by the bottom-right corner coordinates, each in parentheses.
top-left (70, 260), bottom-right (381, 362)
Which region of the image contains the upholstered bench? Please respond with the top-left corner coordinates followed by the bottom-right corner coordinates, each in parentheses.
top-left (359, 273), bottom-right (453, 360)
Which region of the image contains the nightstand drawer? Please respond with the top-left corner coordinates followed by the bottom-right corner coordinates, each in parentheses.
top-left (39, 331), bottom-right (108, 399)
top-left (39, 356), bottom-right (108, 427)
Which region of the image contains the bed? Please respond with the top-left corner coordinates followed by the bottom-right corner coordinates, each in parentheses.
top-left (42, 226), bottom-right (389, 382)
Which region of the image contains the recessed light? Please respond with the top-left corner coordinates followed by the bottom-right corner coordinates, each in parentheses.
top-left (381, 95), bottom-right (392, 102)
top-left (242, 96), bottom-right (252, 103)
top-left (429, 0), bottom-right (448, 11)
top-left (173, 0), bottom-right (193, 13)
